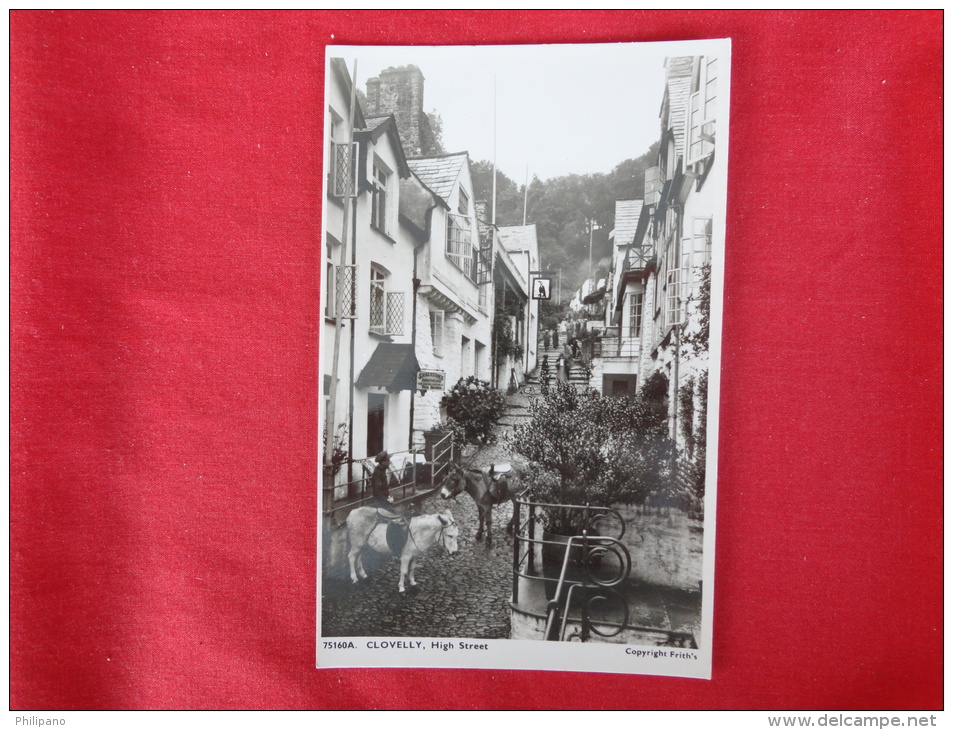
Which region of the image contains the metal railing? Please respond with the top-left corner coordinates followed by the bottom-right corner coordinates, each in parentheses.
top-left (592, 326), bottom-right (641, 360)
top-left (321, 435), bottom-right (457, 521)
top-left (511, 496), bottom-right (695, 645)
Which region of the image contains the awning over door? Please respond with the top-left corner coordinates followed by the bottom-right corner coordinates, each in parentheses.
top-left (355, 343), bottom-right (419, 392)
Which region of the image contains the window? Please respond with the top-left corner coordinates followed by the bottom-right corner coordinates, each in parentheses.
top-left (446, 212), bottom-right (473, 276)
top-left (629, 291), bottom-right (644, 338)
top-left (325, 262), bottom-right (335, 318)
top-left (369, 268), bottom-right (404, 336)
top-left (666, 268), bottom-right (683, 328)
top-left (326, 263), bottom-right (357, 320)
top-left (371, 161), bottom-right (390, 234)
top-left (644, 166), bottom-right (663, 206)
top-left (430, 311), bottom-right (445, 357)
top-left (329, 141), bottom-right (358, 198)
top-left (457, 187), bottom-right (469, 216)
top-left (684, 218), bottom-right (712, 272)
top-left (664, 228), bottom-right (685, 328)
top-left (687, 56), bottom-right (717, 165)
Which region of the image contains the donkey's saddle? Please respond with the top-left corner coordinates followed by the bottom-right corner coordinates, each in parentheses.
top-left (486, 463), bottom-right (514, 482)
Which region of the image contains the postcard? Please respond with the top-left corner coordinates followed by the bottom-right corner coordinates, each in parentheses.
top-left (318, 38), bottom-right (729, 678)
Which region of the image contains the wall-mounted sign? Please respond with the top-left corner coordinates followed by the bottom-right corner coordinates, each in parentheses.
top-left (417, 369), bottom-right (446, 391)
top-left (532, 277), bottom-right (552, 300)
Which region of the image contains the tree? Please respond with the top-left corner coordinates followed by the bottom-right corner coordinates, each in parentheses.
top-left (468, 142), bottom-right (661, 303)
top-left (509, 382), bottom-right (672, 532)
top-left (423, 110), bottom-right (446, 156)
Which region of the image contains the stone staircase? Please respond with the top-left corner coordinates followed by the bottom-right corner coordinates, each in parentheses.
top-left (529, 343), bottom-right (592, 394)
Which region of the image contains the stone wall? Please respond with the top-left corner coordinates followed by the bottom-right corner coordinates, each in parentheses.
top-left (613, 504), bottom-right (703, 591)
top-left (365, 65), bottom-right (437, 157)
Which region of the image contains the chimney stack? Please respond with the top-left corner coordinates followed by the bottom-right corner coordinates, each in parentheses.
top-left (365, 65), bottom-right (436, 157)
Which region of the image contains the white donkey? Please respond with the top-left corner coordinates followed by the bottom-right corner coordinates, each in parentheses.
top-left (345, 507), bottom-right (459, 593)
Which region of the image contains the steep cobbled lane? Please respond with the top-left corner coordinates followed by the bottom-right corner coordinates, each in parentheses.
top-left (321, 491), bottom-right (516, 639)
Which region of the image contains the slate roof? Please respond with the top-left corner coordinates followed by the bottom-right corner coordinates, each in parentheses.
top-left (612, 200), bottom-right (643, 248)
top-left (407, 153), bottom-right (469, 204)
top-left (663, 57), bottom-right (694, 154)
top-left (363, 115), bottom-right (392, 135)
top-left (497, 224), bottom-right (538, 253)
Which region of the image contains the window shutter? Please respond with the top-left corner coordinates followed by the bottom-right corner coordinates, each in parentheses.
top-left (338, 264), bottom-right (358, 319)
top-left (385, 292), bottom-right (404, 336)
top-left (331, 142), bottom-right (358, 197)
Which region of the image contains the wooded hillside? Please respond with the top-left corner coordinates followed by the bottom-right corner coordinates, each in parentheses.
top-left (471, 141), bottom-right (659, 303)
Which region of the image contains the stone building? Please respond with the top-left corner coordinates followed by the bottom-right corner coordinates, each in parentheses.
top-left (496, 224), bottom-right (540, 389)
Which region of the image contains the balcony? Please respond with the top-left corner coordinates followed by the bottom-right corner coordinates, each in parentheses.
top-left (592, 326), bottom-right (641, 360)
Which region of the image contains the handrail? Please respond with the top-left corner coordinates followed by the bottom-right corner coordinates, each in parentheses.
top-left (321, 440), bottom-right (455, 520)
top-left (511, 494), bottom-right (697, 646)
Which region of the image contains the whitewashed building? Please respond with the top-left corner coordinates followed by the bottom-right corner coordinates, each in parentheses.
top-left (323, 60), bottom-right (420, 485)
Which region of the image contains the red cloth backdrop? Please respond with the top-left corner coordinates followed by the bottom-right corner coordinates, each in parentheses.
top-left (10, 11), bottom-right (943, 710)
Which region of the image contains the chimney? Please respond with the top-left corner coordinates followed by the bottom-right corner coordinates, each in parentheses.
top-left (475, 200), bottom-right (489, 223)
top-left (365, 65), bottom-right (433, 157)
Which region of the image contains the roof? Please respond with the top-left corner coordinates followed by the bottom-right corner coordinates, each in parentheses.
top-left (357, 114), bottom-right (411, 178)
top-left (407, 153), bottom-right (469, 203)
top-left (355, 344), bottom-right (419, 393)
top-left (611, 200), bottom-right (643, 248)
top-left (661, 57), bottom-right (694, 154)
top-left (398, 174), bottom-right (446, 240)
top-left (497, 224), bottom-right (538, 253)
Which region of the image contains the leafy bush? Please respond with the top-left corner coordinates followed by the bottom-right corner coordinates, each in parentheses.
top-left (440, 376), bottom-right (507, 445)
top-left (509, 381), bottom-right (673, 533)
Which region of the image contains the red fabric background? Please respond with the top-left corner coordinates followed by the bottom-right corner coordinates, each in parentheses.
top-left (10, 10), bottom-right (943, 710)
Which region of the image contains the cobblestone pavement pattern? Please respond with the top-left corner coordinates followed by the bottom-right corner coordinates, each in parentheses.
top-left (321, 391), bottom-right (530, 639)
top-left (322, 492), bottom-right (516, 639)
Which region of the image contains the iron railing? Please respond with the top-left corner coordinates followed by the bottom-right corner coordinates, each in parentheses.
top-left (321, 435), bottom-right (457, 521)
top-left (592, 326), bottom-right (641, 360)
top-left (511, 496), bottom-right (695, 645)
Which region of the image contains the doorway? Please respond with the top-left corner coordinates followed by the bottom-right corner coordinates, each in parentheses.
top-left (367, 394), bottom-right (386, 458)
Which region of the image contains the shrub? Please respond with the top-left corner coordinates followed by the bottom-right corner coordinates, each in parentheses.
top-left (440, 376), bottom-right (507, 445)
top-left (509, 381), bottom-right (673, 533)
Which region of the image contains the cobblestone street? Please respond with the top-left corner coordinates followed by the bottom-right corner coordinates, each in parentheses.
top-left (321, 491), bottom-right (516, 639)
top-left (321, 390), bottom-right (533, 639)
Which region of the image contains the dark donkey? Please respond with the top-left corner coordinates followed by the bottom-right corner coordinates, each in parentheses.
top-left (439, 460), bottom-right (520, 546)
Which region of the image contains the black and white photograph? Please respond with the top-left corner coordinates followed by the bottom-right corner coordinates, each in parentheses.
top-left (532, 277), bottom-right (552, 301)
top-left (318, 39), bottom-right (729, 678)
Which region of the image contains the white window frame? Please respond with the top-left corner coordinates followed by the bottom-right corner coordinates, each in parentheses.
top-left (446, 212), bottom-right (473, 278)
top-left (369, 267), bottom-right (404, 336)
top-left (430, 310), bottom-right (445, 357)
top-left (686, 56), bottom-right (717, 165)
top-left (628, 291), bottom-right (644, 338)
top-left (371, 158), bottom-right (391, 234)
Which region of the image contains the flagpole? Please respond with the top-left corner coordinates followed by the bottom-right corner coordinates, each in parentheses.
top-left (491, 76), bottom-right (497, 225)
top-left (523, 163), bottom-right (528, 226)
top-left (324, 59), bottom-right (358, 473)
